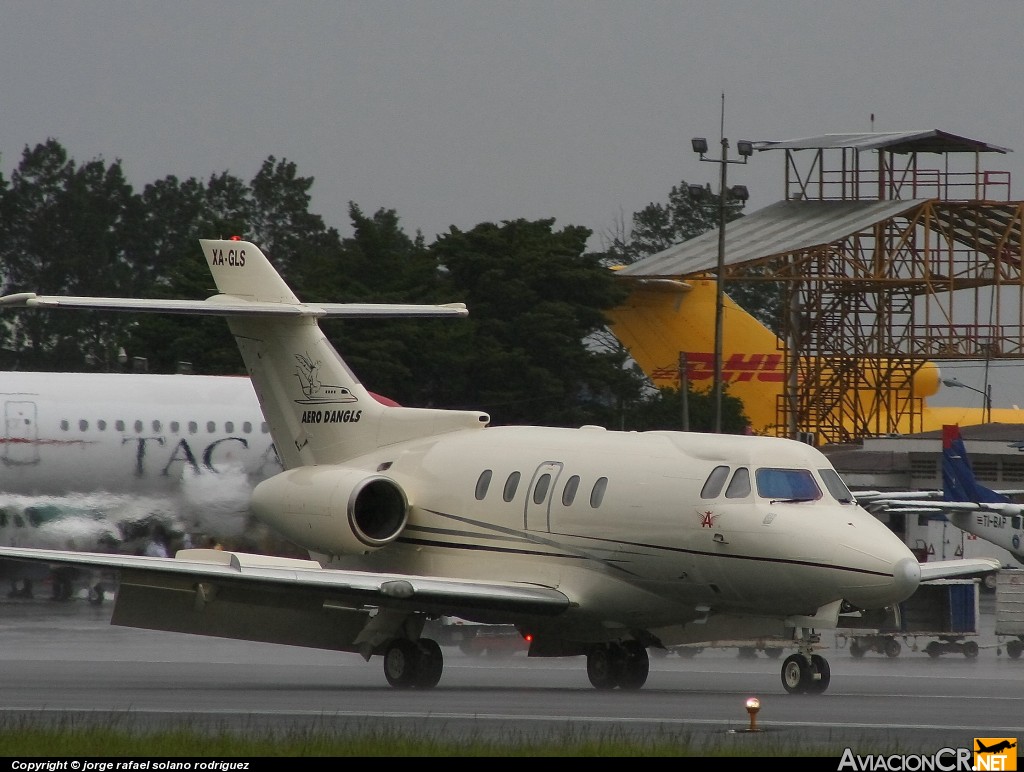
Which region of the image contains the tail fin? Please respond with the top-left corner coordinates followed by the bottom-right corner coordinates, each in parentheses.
top-left (0, 240), bottom-right (489, 469)
top-left (198, 240), bottom-right (490, 468)
top-left (941, 424), bottom-right (1008, 504)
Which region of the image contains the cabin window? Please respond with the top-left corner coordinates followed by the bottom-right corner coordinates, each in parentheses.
top-left (170, 421), bottom-right (179, 433)
top-left (152, 421), bottom-right (161, 432)
top-left (60, 420), bottom-right (69, 431)
top-left (243, 422), bottom-right (252, 434)
top-left (475, 470), bottom-right (493, 500)
top-left (206, 421), bottom-right (216, 434)
top-left (533, 474), bottom-right (551, 505)
top-left (261, 422), bottom-right (269, 433)
top-left (590, 476), bottom-right (608, 508)
top-left (134, 420), bottom-right (143, 433)
top-left (1012, 515), bottom-right (1021, 530)
top-left (561, 475), bottom-right (580, 506)
top-left (78, 420), bottom-right (88, 432)
top-left (115, 420), bottom-right (125, 432)
top-left (188, 421), bottom-right (198, 434)
top-left (725, 467), bottom-right (751, 499)
top-left (756, 468), bottom-right (820, 501)
top-left (817, 468), bottom-right (853, 503)
top-left (97, 420), bottom-right (106, 431)
top-left (701, 466), bottom-right (730, 499)
top-left (503, 472), bottom-right (521, 502)
top-left (225, 421), bottom-right (235, 433)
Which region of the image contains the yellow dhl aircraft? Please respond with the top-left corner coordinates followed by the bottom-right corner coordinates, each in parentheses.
top-left (605, 276), bottom-right (1021, 435)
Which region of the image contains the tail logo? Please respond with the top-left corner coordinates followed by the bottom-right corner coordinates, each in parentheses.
top-left (651, 353), bottom-right (786, 385)
top-left (293, 353), bottom-right (357, 405)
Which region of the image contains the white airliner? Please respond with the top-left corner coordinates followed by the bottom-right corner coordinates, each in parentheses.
top-left (0, 371), bottom-right (281, 556)
top-left (0, 239), bottom-right (998, 695)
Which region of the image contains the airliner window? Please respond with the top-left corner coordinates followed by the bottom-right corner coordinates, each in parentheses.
top-left (755, 468), bottom-right (821, 502)
top-left (188, 421), bottom-right (198, 434)
top-left (503, 472), bottom-right (521, 502)
top-left (725, 468), bottom-right (751, 498)
top-left (207, 421), bottom-right (216, 433)
top-left (79, 420), bottom-right (88, 432)
top-left (261, 422), bottom-right (269, 433)
top-left (533, 474), bottom-right (551, 504)
top-left (701, 466), bottom-right (730, 499)
top-left (60, 420), bottom-right (68, 431)
top-left (590, 476), bottom-right (608, 508)
top-left (115, 420), bottom-right (125, 432)
top-left (170, 421), bottom-right (179, 433)
top-left (243, 422), bottom-right (252, 433)
top-left (134, 420), bottom-right (143, 433)
top-left (1013, 515), bottom-right (1021, 530)
top-left (817, 468), bottom-right (854, 503)
top-left (226, 421), bottom-right (234, 432)
top-left (152, 421), bottom-right (161, 432)
top-left (475, 470), bottom-right (492, 500)
top-left (97, 420), bottom-right (106, 431)
top-left (562, 475), bottom-right (580, 506)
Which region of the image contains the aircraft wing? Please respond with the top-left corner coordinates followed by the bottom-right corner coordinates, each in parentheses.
top-left (862, 498), bottom-right (1024, 515)
top-left (0, 546), bottom-right (569, 620)
top-left (0, 293), bottom-right (468, 319)
top-left (918, 557), bottom-right (1002, 581)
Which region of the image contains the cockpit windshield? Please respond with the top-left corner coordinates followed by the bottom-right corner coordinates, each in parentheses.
top-left (755, 468), bottom-right (821, 502)
top-left (818, 468), bottom-right (855, 504)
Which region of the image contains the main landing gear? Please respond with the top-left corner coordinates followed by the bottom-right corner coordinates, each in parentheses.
top-left (780, 633), bottom-right (830, 695)
top-left (382, 638), bottom-right (444, 689)
top-left (586, 641), bottom-right (650, 690)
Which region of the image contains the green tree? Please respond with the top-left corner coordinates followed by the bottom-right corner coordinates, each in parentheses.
top-left (0, 140), bottom-right (143, 371)
top-left (427, 218), bottom-right (634, 426)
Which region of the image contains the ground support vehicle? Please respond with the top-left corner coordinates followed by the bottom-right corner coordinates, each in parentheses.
top-left (837, 579), bottom-right (980, 658)
top-left (995, 569), bottom-right (1024, 659)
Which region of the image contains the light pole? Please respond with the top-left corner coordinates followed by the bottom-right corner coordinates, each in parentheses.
top-left (691, 128), bottom-right (752, 433)
top-left (941, 377), bottom-right (993, 424)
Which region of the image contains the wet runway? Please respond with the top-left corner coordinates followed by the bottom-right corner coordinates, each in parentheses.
top-left (0, 590), bottom-right (1020, 756)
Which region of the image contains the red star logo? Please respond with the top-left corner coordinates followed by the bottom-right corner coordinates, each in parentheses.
top-left (699, 511), bottom-right (718, 528)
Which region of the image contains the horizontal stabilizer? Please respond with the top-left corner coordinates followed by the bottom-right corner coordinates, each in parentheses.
top-left (0, 292), bottom-right (468, 319)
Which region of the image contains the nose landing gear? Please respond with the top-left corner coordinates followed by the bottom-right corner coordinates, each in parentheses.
top-left (780, 633), bottom-right (830, 694)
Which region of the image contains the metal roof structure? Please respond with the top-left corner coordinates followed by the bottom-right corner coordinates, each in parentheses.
top-left (609, 129), bottom-right (1024, 444)
top-left (616, 199), bottom-right (928, 278)
top-left (752, 130), bottom-right (1011, 156)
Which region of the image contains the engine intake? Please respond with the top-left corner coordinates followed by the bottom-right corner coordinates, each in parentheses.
top-left (250, 466), bottom-right (409, 555)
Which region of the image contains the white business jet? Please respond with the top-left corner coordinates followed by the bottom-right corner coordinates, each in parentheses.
top-left (0, 239), bottom-right (997, 694)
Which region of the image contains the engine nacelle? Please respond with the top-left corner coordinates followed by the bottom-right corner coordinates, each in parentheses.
top-left (250, 466), bottom-right (409, 556)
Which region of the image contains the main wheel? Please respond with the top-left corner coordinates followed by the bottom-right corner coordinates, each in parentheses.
top-left (806, 654), bottom-right (831, 694)
top-left (884, 638), bottom-right (901, 658)
top-left (587, 645), bottom-right (621, 690)
top-left (963, 640), bottom-right (979, 659)
top-left (383, 639), bottom-right (420, 688)
top-left (1007, 639), bottom-right (1023, 659)
top-left (781, 653), bottom-right (808, 694)
top-left (617, 641), bottom-right (649, 690)
top-left (414, 639), bottom-right (444, 688)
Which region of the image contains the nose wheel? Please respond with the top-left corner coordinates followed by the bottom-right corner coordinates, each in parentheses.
top-left (781, 652), bottom-right (830, 694)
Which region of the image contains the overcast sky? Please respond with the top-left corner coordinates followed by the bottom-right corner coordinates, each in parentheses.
top-left (3, 1), bottom-right (1024, 408)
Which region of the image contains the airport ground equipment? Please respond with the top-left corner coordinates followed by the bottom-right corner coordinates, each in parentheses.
top-left (837, 579), bottom-right (980, 658)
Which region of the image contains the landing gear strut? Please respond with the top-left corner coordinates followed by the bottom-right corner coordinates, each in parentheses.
top-left (780, 632), bottom-right (830, 694)
top-left (586, 641), bottom-right (650, 690)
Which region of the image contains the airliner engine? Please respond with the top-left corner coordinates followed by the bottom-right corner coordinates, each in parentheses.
top-left (250, 467), bottom-right (409, 556)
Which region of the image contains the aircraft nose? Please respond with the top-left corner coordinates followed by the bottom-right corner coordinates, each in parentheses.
top-left (891, 556), bottom-right (921, 603)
